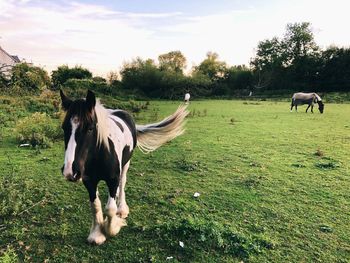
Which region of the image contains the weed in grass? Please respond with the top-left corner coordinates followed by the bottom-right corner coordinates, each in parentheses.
top-left (150, 217), bottom-right (274, 261)
top-left (315, 161), bottom-right (339, 169)
top-left (188, 108), bottom-right (208, 118)
top-left (314, 148), bottom-right (324, 157)
top-left (243, 101), bottom-right (262, 105)
top-left (319, 225), bottom-right (333, 233)
top-left (291, 163), bottom-right (306, 168)
top-left (175, 159), bottom-right (198, 172)
top-left (242, 174), bottom-right (265, 188)
top-left (0, 246), bottom-right (18, 263)
top-left (174, 156), bottom-right (206, 173)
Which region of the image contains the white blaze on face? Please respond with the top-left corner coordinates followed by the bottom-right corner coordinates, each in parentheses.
top-left (184, 93), bottom-right (190, 101)
top-left (63, 117), bottom-right (79, 177)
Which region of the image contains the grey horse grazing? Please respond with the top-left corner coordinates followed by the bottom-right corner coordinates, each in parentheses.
top-left (291, 92), bottom-right (324, 113)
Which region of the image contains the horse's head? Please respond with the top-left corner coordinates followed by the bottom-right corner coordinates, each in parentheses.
top-left (60, 89), bottom-right (97, 182)
top-left (318, 101), bottom-right (324, 114)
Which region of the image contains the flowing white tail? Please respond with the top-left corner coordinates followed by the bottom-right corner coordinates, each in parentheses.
top-left (136, 105), bottom-right (188, 153)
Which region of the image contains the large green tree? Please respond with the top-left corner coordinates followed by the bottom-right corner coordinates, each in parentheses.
top-left (250, 37), bottom-right (285, 89)
top-left (194, 52), bottom-right (227, 82)
top-left (251, 22), bottom-right (321, 90)
top-left (51, 65), bottom-right (92, 88)
top-left (318, 46), bottom-right (350, 91)
top-left (158, 51), bottom-right (187, 74)
top-left (225, 65), bottom-right (253, 94)
top-left (283, 22), bottom-right (319, 64)
top-left (120, 57), bottom-right (163, 97)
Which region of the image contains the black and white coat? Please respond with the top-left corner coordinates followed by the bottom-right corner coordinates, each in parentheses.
top-left (60, 90), bottom-right (188, 245)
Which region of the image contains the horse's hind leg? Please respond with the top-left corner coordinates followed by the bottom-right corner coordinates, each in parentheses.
top-left (290, 100), bottom-right (294, 112)
top-left (104, 178), bottom-right (126, 237)
top-left (84, 180), bottom-right (106, 245)
top-left (117, 161), bottom-right (130, 219)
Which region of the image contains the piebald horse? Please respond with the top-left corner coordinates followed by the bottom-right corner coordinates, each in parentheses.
top-left (290, 92), bottom-right (324, 113)
top-left (60, 90), bottom-right (188, 245)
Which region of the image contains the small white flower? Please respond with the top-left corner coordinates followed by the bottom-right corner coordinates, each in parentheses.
top-left (166, 256), bottom-right (173, 260)
top-left (193, 192), bottom-right (200, 198)
top-left (179, 241), bottom-right (184, 248)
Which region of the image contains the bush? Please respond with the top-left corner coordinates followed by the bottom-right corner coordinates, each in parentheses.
top-left (51, 65), bottom-right (92, 88)
top-left (10, 63), bottom-right (50, 93)
top-left (63, 78), bottom-right (112, 96)
top-left (24, 98), bottom-right (57, 115)
top-left (102, 99), bottom-right (148, 113)
top-left (0, 73), bottom-right (9, 89)
top-left (15, 112), bottom-right (62, 148)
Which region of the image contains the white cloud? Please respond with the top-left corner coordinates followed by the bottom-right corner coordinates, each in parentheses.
top-left (0, 1), bottom-right (160, 75)
top-left (0, 0), bottom-right (349, 76)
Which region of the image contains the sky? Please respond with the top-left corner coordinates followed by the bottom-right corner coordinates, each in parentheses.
top-left (0, 0), bottom-right (349, 76)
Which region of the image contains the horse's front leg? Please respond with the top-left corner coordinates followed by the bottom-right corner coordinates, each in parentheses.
top-left (117, 161), bottom-right (130, 219)
top-left (311, 104), bottom-right (314, 113)
top-left (83, 180), bottom-right (106, 245)
top-left (306, 104), bottom-right (310, 113)
top-left (104, 177), bottom-right (126, 237)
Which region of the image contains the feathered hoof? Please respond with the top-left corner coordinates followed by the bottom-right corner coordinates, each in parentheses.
top-left (117, 204), bottom-right (129, 219)
top-left (87, 228), bottom-right (106, 245)
top-left (104, 216), bottom-right (127, 237)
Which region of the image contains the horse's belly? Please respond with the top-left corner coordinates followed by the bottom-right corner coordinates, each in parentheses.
top-left (294, 98), bottom-right (312, 105)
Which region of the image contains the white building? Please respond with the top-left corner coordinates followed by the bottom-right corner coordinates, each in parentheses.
top-left (0, 46), bottom-right (21, 77)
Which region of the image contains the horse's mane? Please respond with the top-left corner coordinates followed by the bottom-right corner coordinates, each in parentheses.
top-left (314, 93), bottom-right (322, 102)
top-left (95, 100), bottom-right (110, 151)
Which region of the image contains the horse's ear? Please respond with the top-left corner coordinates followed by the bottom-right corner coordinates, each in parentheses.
top-left (86, 90), bottom-right (96, 111)
top-left (60, 89), bottom-right (72, 111)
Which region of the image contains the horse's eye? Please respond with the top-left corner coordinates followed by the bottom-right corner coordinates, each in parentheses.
top-left (88, 127), bottom-right (94, 133)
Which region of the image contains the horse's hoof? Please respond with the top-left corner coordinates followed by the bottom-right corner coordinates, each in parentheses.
top-left (104, 216), bottom-right (126, 237)
top-left (87, 231), bottom-right (106, 245)
top-left (117, 205), bottom-right (129, 219)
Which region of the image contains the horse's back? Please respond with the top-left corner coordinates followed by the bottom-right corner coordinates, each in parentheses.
top-left (110, 110), bottom-right (137, 149)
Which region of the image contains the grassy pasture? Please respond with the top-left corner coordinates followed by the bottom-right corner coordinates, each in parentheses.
top-left (0, 98), bottom-right (349, 262)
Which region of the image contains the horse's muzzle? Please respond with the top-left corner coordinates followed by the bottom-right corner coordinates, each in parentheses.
top-left (61, 163), bottom-right (81, 182)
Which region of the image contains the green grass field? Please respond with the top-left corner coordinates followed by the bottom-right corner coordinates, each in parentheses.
top-left (1, 98), bottom-right (349, 262)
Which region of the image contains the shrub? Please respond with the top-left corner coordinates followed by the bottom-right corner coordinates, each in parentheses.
top-left (24, 98), bottom-right (57, 115)
top-left (15, 112), bottom-right (62, 148)
top-left (0, 73), bottom-right (9, 89)
top-left (63, 78), bottom-right (111, 95)
top-left (10, 63), bottom-right (50, 93)
top-left (104, 99), bottom-right (148, 113)
top-left (51, 65), bottom-right (92, 88)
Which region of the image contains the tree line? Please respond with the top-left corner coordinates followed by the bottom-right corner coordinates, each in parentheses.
top-left (1, 22), bottom-right (349, 98)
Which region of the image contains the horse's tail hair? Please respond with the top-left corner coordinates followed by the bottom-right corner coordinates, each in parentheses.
top-left (136, 105), bottom-right (188, 154)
